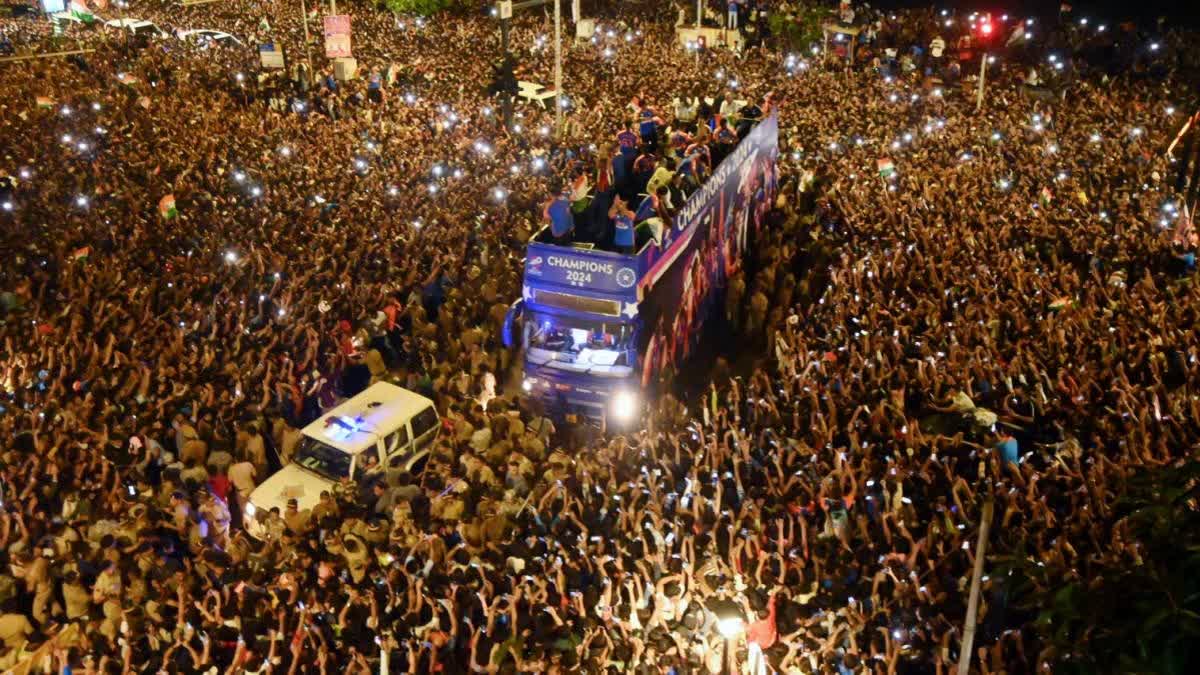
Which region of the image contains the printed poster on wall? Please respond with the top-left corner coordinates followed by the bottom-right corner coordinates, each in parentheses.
top-left (323, 14), bottom-right (351, 58)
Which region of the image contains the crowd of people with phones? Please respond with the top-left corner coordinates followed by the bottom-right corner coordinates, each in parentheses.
top-left (0, 0), bottom-right (1197, 672)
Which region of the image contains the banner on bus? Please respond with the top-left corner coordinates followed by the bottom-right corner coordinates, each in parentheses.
top-left (323, 14), bottom-right (352, 58)
top-left (525, 244), bottom-right (639, 300)
top-left (638, 112), bottom-right (779, 376)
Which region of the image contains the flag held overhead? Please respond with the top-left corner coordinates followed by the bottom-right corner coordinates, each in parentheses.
top-left (158, 194), bottom-right (178, 220)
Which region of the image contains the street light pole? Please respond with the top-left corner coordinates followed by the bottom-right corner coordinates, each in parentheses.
top-left (501, 16), bottom-right (512, 130)
top-left (299, 0), bottom-right (314, 83)
top-left (976, 51), bottom-right (987, 112)
top-left (696, 0), bottom-right (702, 28)
top-left (554, 0), bottom-right (562, 136)
top-left (957, 500), bottom-right (995, 675)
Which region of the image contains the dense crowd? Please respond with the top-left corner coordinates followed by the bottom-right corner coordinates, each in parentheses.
top-left (0, 0), bottom-right (1198, 673)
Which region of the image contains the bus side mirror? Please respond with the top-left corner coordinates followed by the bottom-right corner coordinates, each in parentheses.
top-left (502, 299), bottom-right (524, 349)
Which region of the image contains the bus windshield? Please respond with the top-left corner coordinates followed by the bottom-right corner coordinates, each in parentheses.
top-left (525, 313), bottom-right (636, 376)
top-left (294, 437), bottom-right (353, 480)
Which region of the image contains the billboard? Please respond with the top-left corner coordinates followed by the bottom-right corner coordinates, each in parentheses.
top-left (323, 14), bottom-right (351, 58)
top-left (637, 113), bottom-right (779, 381)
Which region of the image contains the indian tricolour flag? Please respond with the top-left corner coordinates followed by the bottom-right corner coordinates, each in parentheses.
top-left (36, 96), bottom-right (55, 109)
top-left (569, 173), bottom-right (591, 211)
top-left (158, 194), bottom-right (178, 220)
top-left (877, 158), bottom-right (896, 178)
top-left (69, 1), bottom-right (94, 22)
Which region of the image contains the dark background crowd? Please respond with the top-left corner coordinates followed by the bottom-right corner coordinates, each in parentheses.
top-left (0, 0), bottom-right (1198, 673)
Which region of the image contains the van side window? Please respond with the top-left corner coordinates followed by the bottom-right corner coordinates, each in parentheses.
top-left (386, 425), bottom-right (409, 454)
top-left (411, 407), bottom-right (438, 438)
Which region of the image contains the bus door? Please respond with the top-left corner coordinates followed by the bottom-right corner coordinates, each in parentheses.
top-left (502, 299), bottom-right (524, 349)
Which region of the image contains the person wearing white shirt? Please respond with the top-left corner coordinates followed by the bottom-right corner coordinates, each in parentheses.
top-left (930, 35), bottom-right (946, 58)
top-left (719, 95), bottom-right (740, 125)
top-left (673, 95), bottom-right (699, 131)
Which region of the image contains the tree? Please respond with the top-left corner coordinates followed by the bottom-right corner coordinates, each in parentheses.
top-left (767, 4), bottom-right (831, 52)
top-left (998, 460), bottom-right (1200, 675)
top-left (381, 0), bottom-right (452, 17)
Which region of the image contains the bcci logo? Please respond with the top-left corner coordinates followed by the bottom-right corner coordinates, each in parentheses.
top-left (616, 267), bottom-right (636, 288)
top-left (527, 256), bottom-right (544, 276)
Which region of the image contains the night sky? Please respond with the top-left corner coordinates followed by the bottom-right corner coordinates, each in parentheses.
top-left (869, 1), bottom-right (1200, 27)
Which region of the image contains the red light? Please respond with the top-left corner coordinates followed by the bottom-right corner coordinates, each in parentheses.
top-left (980, 22), bottom-right (993, 35)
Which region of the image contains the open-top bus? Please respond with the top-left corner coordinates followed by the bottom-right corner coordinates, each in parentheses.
top-left (505, 113), bottom-right (778, 426)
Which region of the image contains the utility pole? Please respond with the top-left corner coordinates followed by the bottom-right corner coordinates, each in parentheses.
top-left (696, 0), bottom-right (702, 28)
top-left (976, 52), bottom-right (987, 112)
top-left (494, 0), bottom-right (564, 133)
top-left (299, 0), bottom-right (314, 83)
top-left (329, 0), bottom-right (336, 15)
top-left (957, 500), bottom-right (995, 675)
top-left (554, 0), bottom-right (562, 136)
top-left (501, 14), bottom-right (512, 129)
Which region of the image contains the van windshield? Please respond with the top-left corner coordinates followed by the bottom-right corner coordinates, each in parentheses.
top-left (294, 437), bottom-right (352, 480)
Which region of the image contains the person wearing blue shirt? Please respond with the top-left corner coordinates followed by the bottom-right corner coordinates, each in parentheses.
top-left (634, 192), bottom-right (659, 223)
top-left (996, 435), bottom-right (1019, 464)
top-left (609, 195), bottom-right (636, 253)
top-left (728, 0), bottom-right (740, 30)
top-left (543, 188), bottom-right (575, 242)
top-left (638, 106), bottom-right (662, 151)
top-left (611, 148), bottom-right (630, 191)
top-left (616, 124), bottom-right (640, 160)
top-left (678, 148), bottom-right (709, 189)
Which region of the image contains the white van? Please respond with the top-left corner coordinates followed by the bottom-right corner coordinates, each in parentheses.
top-left (103, 18), bottom-right (170, 39)
top-left (243, 382), bottom-right (439, 537)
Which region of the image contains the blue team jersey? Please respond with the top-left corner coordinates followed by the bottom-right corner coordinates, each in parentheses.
top-left (611, 154), bottom-right (629, 182)
top-left (638, 109), bottom-right (658, 138)
top-left (547, 197), bottom-right (574, 237)
top-left (614, 214), bottom-right (635, 246)
top-left (635, 195), bottom-right (657, 222)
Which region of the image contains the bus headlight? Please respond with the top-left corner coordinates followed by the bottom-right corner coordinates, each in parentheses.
top-left (611, 391), bottom-right (638, 422)
top-left (245, 502), bottom-right (257, 518)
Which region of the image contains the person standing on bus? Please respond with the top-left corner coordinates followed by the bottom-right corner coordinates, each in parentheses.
top-left (611, 141), bottom-right (631, 193)
top-left (616, 122), bottom-right (640, 160)
top-left (679, 151), bottom-right (707, 192)
top-left (685, 134), bottom-right (712, 171)
top-left (610, 196), bottom-right (636, 254)
top-left (646, 158), bottom-right (675, 202)
top-left (638, 103), bottom-right (663, 151)
top-left (673, 93), bottom-right (700, 133)
top-left (637, 185), bottom-right (671, 225)
top-left (670, 120), bottom-right (693, 149)
top-left (543, 184), bottom-right (575, 243)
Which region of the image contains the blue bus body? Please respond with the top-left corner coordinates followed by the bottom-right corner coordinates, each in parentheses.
top-left (507, 113), bottom-right (779, 425)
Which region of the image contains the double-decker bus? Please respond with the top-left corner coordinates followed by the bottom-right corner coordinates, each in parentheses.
top-left (504, 113), bottom-right (779, 426)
